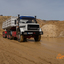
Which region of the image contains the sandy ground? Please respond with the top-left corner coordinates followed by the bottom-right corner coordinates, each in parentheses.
top-left (0, 35), bottom-right (64, 64)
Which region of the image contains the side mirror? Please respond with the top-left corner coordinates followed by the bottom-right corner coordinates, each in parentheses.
top-left (15, 20), bottom-right (16, 24)
top-left (36, 20), bottom-right (37, 23)
top-left (35, 16), bottom-right (37, 23)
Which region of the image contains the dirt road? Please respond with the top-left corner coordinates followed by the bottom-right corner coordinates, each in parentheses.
top-left (0, 35), bottom-right (64, 64)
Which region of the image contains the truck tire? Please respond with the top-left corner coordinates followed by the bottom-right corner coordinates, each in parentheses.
top-left (24, 38), bottom-right (27, 42)
top-left (9, 35), bottom-right (12, 40)
top-left (3, 32), bottom-right (6, 38)
top-left (17, 34), bottom-right (24, 42)
top-left (7, 35), bottom-right (9, 39)
top-left (4, 34), bottom-right (7, 38)
top-left (34, 35), bottom-right (41, 41)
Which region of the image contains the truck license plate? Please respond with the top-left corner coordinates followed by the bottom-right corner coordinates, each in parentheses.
top-left (28, 32), bottom-right (33, 34)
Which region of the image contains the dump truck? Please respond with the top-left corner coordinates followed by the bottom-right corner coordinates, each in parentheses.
top-left (2, 15), bottom-right (43, 42)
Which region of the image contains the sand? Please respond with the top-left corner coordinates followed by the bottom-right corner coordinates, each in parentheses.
top-left (41, 24), bottom-right (58, 37)
top-left (0, 35), bottom-right (64, 64)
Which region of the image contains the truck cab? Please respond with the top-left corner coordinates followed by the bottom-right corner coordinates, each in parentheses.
top-left (16, 15), bottom-right (43, 42)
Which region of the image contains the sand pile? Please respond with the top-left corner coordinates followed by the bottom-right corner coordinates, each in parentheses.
top-left (0, 16), bottom-right (11, 22)
top-left (37, 20), bottom-right (64, 37)
top-left (59, 30), bottom-right (64, 37)
top-left (37, 19), bottom-right (46, 27)
top-left (41, 24), bottom-right (58, 37)
top-left (0, 29), bottom-right (4, 35)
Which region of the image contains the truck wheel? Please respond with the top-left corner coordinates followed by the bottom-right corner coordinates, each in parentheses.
top-left (3, 34), bottom-right (6, 38)
top-left (34, 35), bottom-right (41, 41)
top-left (24, 38), bottom-right (27, 42)
top-left (9, 35), bottom-right (12, 40)
top-left (17, 34), bottom-right (24, 42)
top-left (7, 35), bottom-right (9, 39)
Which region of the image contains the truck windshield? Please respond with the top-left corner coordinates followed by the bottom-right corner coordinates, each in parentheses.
top-left (26, 20), bottom-right (35, 23)
top-left (20, 19), bottom-right (36, 23)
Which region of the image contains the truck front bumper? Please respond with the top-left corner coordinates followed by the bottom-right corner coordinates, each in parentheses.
top-left (22, 31), bottom-right (43, 35)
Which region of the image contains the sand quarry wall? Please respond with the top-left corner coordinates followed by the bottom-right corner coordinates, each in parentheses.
top-left (0, 16), bottom-right (64, 37)
top-left (37, 20), bottom-right (64, 37)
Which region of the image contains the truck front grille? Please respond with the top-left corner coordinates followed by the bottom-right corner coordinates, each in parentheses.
top-left (28, 25), bottom-right (39, 30)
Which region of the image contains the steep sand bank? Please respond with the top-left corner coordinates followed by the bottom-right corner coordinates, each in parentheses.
top-left (37, 19), bottom-right (64, 37)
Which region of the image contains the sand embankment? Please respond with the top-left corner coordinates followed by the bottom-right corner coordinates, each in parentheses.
top-left (37, 20), bottom-right (64, 37)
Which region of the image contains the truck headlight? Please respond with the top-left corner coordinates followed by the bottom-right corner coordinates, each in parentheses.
top-left (39, 28), bottom-right (42, 31)
top-left (24, 32), bottom-right (27, 34)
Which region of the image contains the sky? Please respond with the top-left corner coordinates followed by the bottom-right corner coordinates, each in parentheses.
top-left (0, 0), bottom-right (64, 20)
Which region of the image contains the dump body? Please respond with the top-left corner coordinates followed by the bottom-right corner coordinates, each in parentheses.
top-left (2, 17), bottom-right (17, 30)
